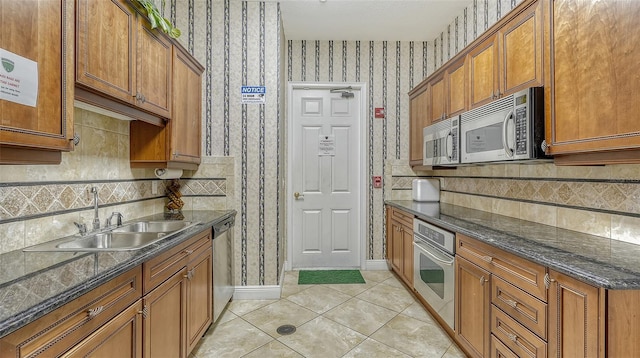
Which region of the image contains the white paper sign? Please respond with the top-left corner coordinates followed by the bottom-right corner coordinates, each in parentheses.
top-left (241, 86), bottom-right (266, 104)
top-left (319, 134), bottom-right (335, 156)
top-left (0, 48), bottom-right (38, 107)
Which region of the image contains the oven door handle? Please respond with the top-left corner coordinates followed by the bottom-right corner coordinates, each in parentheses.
top-left (414, 241), bottom-right (455, 266)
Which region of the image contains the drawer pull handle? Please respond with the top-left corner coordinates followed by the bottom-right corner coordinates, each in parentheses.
top-left (506, 333), bottom-right (517, 342)
top-left (87, 306), bottom-right (104, 319)
top-left (505, 299), bottom-right (518, 308)
top-left (482, 255), bottom-right (493, 263)
top-left (183, 249), bottom-right (194, 255)
top-left (480, 276), bottom-right (488, 285)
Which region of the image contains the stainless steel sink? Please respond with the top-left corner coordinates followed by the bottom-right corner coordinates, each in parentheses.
top-left (112, 221), bottom-right (195, 233)
top-left (23, 220), bottom-right (200, 252)
top-left (55, 232), bottom-right (166, 250)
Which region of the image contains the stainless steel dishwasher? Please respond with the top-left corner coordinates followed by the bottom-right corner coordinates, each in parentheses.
top-left (212, 212), bottom-right (235, 322)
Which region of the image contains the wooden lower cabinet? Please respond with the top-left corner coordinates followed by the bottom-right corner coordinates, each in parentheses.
top-left (144, 267), bottom-right (188, 358)
top-left (0, 229), bottom-right (215, 358)
top-left (0, 267), bottom-right (142, 357)
top-left (186, 240), bottom-right (213, 353)
top-left (61, 300), bottom-right (143, 358)
top-left (547, 269), bottom-right (601, 358)
top-left (386, 206), bottom-right (414, 287)
top-left (455, 256), bottom-right (491, 358)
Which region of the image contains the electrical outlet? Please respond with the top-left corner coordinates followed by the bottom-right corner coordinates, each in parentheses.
top-left (152, 181), bottom-right (158, 195)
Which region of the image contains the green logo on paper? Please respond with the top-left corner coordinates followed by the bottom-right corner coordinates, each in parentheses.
top-left (1, 58), bottom-right (14, 73)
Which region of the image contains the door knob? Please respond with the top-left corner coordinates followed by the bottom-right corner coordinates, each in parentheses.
top-left (294, 192), bottom-right (304, 200)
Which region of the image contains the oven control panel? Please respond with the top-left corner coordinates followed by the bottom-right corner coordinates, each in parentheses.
top-left (413, 219), bottom-right (455, 255)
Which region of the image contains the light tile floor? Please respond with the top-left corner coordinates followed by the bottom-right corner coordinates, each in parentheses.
top-left (190, 270), bottom-right (466, 358)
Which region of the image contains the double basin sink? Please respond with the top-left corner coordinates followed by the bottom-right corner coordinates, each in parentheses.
top-left (23, 220), bottom-right (200, 252)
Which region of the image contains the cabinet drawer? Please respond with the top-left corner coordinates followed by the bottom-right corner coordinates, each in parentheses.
top-left (143, 228), bottom-right (212, 294)
top-left (491, 306), bottom-right (547, 358)
top-left (457, 234), bottom-right (547, 302)
top-left (490, 334), bottom-right (518, 358)
top-left (390, 207), bottom-right (414, 228)
top-left (492, 276), bottom-right (547, 339)
top-left (0, 266), bottom-right (142, 358)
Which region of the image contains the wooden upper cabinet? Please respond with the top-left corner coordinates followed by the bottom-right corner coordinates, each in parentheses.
top-left (467, 0), bottom-right (543, 110)
top-left (136, 17), bottom-right (172, 118)
top-left (170, 44), bottom-right (203, 165)
top-left (545, 0), bottom-right (640, 162)
top-left (76, 0), bottom-right (136, 104)
top-left (468, 35), bottom-right (499, 108)
top-left (429, 74), bottom-right (446, 123)
top-left (409, 83), bottom-right (429, 166)
top-left (129, 43), bottom-right (203, 170)
top-left (499, 0), bottom-right (543, 95)
top-left (0, 0), bottom-right (74, 164)
top-left (446, 58), bottom-right (467, 116)
top-left (76, 0), bottom-right (171, 122)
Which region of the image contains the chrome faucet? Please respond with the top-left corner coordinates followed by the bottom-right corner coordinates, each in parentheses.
top-left (106, 212), bottom-right (123, 228)
top-left (91, 187), bottom-right (100, 231)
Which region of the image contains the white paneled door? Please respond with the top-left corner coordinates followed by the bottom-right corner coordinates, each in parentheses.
top-left (290, 85), bottom-right (362, 268)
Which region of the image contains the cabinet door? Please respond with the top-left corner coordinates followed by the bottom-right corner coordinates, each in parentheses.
top-left (546, 0), bottom-right (640, 159)
top-left (76, 0), bottom-right (136, 104)
top-left (136, 18), bottom-right (172, 118)
top-left (498, 0), bottom-right (543, 95)
top-left (446, 59), bottom-right (467, 117)
top-left (401, 224), bottom-right (414, 286)
top-left (186, 243), bottom-right (213, 354)
top-left (144, 268), bottom-right (187, 358)
top-left (61, 300), bottom-right (143, 358)
top-left (390, 220), bottom-right (403, 274)
top-left (429, 74), bottom-right (446, 123)
top-left (170, 45), bottom-right (203, 165)
top-left (409, 85), bottom-right (429, 165)
top-left (0, 0), bottom-right (74, 162)
top-left (547, 269), bottom-right (602, 358)
top-left (456, 257), bottom-right (491, 358)
top-left (468, 35), bottom-right (499, 109)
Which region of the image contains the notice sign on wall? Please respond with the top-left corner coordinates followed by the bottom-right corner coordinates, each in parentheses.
top-left (241, 86), bottom-right (266, 104)
top-left (0, 48), bottom-right (38, 107)
top-left (319, 134), bottom-right (335, 156)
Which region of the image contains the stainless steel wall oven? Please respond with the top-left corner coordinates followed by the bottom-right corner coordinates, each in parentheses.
top-left (413, 218), bottom-right (455, 330)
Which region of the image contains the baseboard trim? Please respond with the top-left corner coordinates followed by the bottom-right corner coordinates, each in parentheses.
top-left (364, 259), bottom-right (391, 271)
top-left (233, 285), bottom-right (282, 300)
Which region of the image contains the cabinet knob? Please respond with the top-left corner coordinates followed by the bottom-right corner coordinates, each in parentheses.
top-left (506, 333), bottom-right (518, 342)
top-left (480, 276), bottom-right (488, 285)
top-left (482, 255), bottom-right (493, 263)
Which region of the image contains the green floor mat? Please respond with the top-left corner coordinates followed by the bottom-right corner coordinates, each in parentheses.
top-left (298, 270), bottom-right (366, 285)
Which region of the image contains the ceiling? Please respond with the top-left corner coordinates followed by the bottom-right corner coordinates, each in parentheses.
top-left (275, 0), bottom-right (473, 41)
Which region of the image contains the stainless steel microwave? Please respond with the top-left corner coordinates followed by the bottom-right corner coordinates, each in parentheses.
top-left (460, 87), bottom-right (549, 164)
top-left (423, 116), bottom-right (460, 166)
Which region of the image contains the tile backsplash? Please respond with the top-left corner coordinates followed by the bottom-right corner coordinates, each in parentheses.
top-left (386, 160), bottom-right (640, 246)
top-left (0, 108), bottom-right (232, 254)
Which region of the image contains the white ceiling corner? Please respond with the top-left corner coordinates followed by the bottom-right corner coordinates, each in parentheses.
top-left (275, 0), bottom-right (473, 41)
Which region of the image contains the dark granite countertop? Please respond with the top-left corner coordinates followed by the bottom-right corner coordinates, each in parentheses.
top-left (387, 201), bottom-right (640, 290)
top-left (0, 210), bottom-right (236, 338)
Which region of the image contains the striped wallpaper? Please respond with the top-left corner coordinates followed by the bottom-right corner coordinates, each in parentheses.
top-left (164, 0), bottom-right (525, 286)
